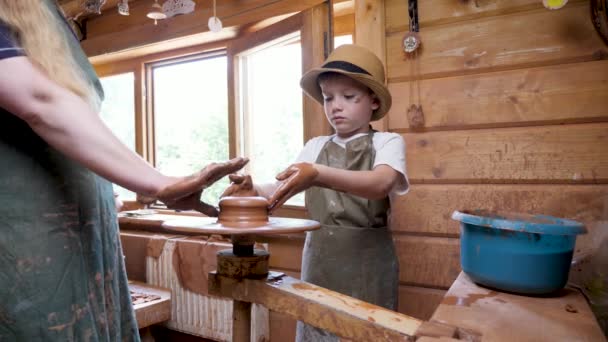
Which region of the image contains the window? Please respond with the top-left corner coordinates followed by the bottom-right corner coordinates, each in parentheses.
top-left (150, 53), bottom-right (230, 206)
top-left (99, 72), bottom-right (136, 200)
top-left (334, 34), bottom-right (353, 48)
top-left (236, 33), bottom-right (304, 205)
top-left (94, 8), bottom-right (329, 214)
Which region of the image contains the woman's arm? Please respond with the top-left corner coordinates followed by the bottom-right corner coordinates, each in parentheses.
top-left (0, 56), bottom-right (170, 196)
top-left (0, 56), bottom-right (248, 215)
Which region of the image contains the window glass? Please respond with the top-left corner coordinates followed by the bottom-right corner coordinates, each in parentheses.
top-left (238, 36), bottom-right (304, 205)
top-left (153, 55), bottom-right (229, 206)
top-left (99, 72), bottom-right (136, 200)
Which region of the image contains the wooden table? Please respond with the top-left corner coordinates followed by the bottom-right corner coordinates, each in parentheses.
top-left (129, 281), bottom-right (172, 329)
top-left (430, 272), bottom-right (606, 341)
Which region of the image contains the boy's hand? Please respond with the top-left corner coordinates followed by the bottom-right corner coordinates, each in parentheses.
top-left (221, 174), bottom-right (259, 198)
top-left (138, 157), bottom-right (249, 216)
top-left (268, 163), bottom-right (319, 212)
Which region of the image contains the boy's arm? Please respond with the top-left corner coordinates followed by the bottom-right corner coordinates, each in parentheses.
top-left (268, 162), bottom-right (399, 212)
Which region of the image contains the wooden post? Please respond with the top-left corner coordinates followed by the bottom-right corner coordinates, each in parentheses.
top-left (232, 300), bottom-right (252, 342)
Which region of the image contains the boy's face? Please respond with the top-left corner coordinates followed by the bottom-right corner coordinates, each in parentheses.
top-left (319, 74), bottom-right (379, 138)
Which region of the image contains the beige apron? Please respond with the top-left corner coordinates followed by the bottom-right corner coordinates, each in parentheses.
top-left (295, 131), bottom-right (399, 342)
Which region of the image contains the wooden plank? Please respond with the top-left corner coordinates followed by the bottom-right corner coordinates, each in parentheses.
top-left (334, 13), bottom-right (354, 36)
top-left (388, 60), bottom-right (608, 131)
top-left (386, 3), bottom-right (608, 81)
top-left (395, 235), bottom-right (461, 288)
top-left (209, 274), bottom-right (423, 340)
top-left (355, 0), bottom-right (389, 132)
top-left (129, 281), bottom-right (172, 329)
top-left (270, 311), bottom-right (297, 342)
top-left (403, 123), bottom-right (608, 184)
top-left (384, 0), bottom-right (587, 32)
top-left (302, 4), bottom-right (334, 141)
top-left (431, 272), bottom-right (606, 342)
top-left (399, 285), bottom-right (446, 321)
top-left (269, 284), bottom-right (447, 339)
top-left (391, 184), bottom-right (608, 236)
top-left (227, 13), bottom-right (303, 56)
top-left (81, 0), bottom-right (325, 57)
top-left (267, 236), bottom-right (305, 272)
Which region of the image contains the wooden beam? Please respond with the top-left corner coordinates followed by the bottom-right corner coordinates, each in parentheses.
top-left (384, 0), bottom-right (587, 32)
top-left (403, 123), bottom-right (608, 184)
top-left (80, 0), bottom-right (325, 57)
top-left (391, 184), bottom-right (608, 236)
top-left (386, 3), bottom-right (608, 82)
top-left (208, 272), bottom-right (423, 341)
top-left (355, 0), bottom-right (388, 131)
top-left (388, 60), bottom-right (608, 131)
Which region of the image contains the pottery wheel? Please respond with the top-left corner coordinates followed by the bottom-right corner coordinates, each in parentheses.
top-left (162, 196), bottom-right (320, 236)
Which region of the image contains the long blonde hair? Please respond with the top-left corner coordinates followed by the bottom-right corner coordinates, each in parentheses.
top-left (0, 0), bottom-right (100, 110)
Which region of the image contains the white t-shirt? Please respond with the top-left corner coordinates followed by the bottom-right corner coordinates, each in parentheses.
top-left (295, 132), bottom-right (410, 196)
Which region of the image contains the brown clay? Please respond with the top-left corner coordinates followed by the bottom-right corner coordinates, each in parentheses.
top-left (218, 196), bottom-right (269, 227)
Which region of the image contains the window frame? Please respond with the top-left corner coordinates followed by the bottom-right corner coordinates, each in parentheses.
top-left (93, 4), bottom-right (335, 216)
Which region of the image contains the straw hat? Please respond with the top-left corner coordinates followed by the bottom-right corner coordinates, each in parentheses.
top-left (300, 44), bottom-right (392, 121)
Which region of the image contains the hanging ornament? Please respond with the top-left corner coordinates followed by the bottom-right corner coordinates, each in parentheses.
top-left (402, 0), bottom-right (421, 55)
top-left (117, 0), bottom-right (130, 16)
top-left (162, 0), bottom-right (196, 18)
top-left (404, 0), bottom-right (424, 130)
top-left (208, 0), bottom-right (223, 32)
top-left (543, 0), bottom-right (568, 10)
top-left (147, 0), bottom-right (167, 25)
top-left (83, 0), bottom-right (107, 14)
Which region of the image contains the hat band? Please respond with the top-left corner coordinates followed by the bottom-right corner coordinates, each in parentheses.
top-left (322, 61), bottom-right (371, 76)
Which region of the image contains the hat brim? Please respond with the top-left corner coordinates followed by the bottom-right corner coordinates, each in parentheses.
top-left (300, 67), bottom-right (392, 121)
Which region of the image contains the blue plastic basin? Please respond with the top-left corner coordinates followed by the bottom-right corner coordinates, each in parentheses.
top-left (452, 210), bottom-right (586, 295)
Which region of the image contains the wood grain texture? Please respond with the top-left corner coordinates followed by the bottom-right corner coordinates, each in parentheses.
top-left (399, 285), bottom-right (447, 321)
top-left (386, 3), bottom-right (608, 81)
top-left (355, 0), bottom-right (389, 131)
top-left (402, 123), bottom-right (608, 184)
top-left (384, 0), bottom-right (587, 32)
top-left (390, 184), bottom-right (608, 236)
top-left (81, 0), bottom-right (325, 57)
top-left (388, 60), bottom-right (608, 131)
top-left (394, 235), bottom-right (461, 288)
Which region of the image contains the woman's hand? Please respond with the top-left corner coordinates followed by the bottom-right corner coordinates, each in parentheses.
top-left (221, 174), bottom-right (259, 198)
top-left (138, 157), bottom-right (249, 216)
top-left (268, 163), bottom-right (319, 212)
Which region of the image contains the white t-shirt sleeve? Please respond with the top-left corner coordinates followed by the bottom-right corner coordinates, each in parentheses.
top-left (295, 136), bottom-right (332, 163)
top-left (373, 132), bottom-right (410, 196)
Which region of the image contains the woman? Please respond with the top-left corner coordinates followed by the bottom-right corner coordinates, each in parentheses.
top-left (0, 1), bottom-right (246, 340)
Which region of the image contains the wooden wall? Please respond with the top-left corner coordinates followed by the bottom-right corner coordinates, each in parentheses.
top-left (383, 0), bottom-right (608, 320)
top-left (268, 0), bottom-right (608, 338)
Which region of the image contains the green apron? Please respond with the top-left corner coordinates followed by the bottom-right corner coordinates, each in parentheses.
top-left (0, 2), bottom-right (139, 341)
top-left (295, 131), bottom-right (399, 342)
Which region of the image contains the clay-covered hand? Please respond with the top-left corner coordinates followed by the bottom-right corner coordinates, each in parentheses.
top-left (138, 157), bottom-right (249, 216)
top-left (220, 174), bottom-right (259, 198)
top-left (268, 162), bottom-right (319, 212)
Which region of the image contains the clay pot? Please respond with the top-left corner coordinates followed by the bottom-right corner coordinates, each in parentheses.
top-left (218, 196), bottom-right (269, 227)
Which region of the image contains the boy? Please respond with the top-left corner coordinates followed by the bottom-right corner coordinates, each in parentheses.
top-left (224, 44), bottom-right (409, 342)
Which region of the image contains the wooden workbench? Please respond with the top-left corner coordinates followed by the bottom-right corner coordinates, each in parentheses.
top-left (430, 272), bottom-right (606, 341)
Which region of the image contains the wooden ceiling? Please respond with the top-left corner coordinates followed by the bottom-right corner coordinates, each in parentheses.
top-left (58, 0), bottom-right (353, 63)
